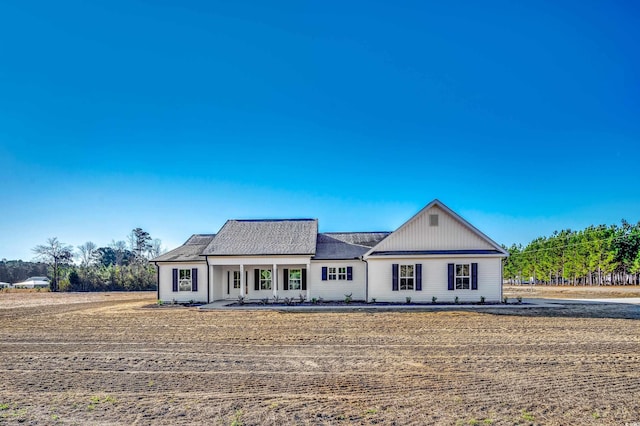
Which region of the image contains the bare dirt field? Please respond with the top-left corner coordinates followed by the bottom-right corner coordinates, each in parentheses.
top-left (1, 290), bottom-right (639, 425)
top-left (504, 284), bottom-right (640, 299)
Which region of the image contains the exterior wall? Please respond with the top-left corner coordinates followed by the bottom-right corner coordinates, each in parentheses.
top-left (210, 265), bottom-right (224, 302)
top-left (158, 262), bottom-right (208, 303)
top-left (309, 260), bottom-right (366, 301)
top-left (372, 205), bottom-right (495, 252)
top-left (367, 256), bottom-right (503, 302)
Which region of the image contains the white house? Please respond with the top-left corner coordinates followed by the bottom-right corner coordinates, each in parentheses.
top-left (152, 200), bottom-right (508, 303)
top-left (12, 276), bottom-right (50, 289)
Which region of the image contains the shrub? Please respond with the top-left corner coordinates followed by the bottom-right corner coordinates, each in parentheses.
top-left (272, 295), bottom-right (280, 304)
top-left (283, 297), bottom-right (294, 306)
top-left (298, 293), bottom-right (306, 303)
top-left (454, 296), bottom-right (459, 304)
top-left (503, 296), bottom-right (508, 304)
top-left (156, 299), bottom-right (164, 306)
top-left (480, 296), bottom-right (485, 304)
top-left (516, 296), bottom-right (522, 304)
top-left (260, 298), bottom-right (269, 305)
top-left (370, 298), bottom-right (377, 303)
top-left (405, 296), bottom-right (411, 304)
top-left (237, 295), bottom-right (245, 305)
top-left (344, 293), bottom-right (352, 304)
top-left (311, 297), bottom-right (318, 305)
top-left (432, 296), bottom-right (437, 304)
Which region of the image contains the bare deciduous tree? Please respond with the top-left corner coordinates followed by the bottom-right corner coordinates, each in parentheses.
top-left (32, 238), bottom-right (73, 292)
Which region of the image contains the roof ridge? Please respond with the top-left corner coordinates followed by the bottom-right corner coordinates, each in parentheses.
top-left (322, 231), bottom-right (391, 235)
top-left (230, 218), bottom-right (317, 222)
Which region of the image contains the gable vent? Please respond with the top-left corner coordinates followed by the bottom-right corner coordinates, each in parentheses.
top-left (429, 214), bottom-right (439, 226)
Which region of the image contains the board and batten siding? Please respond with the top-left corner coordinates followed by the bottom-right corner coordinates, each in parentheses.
top-left (309, 261), bottom-right (366, 301)
top-left (158, 262), bottom-right (208, 303)
top-left (372, 205), bottom-right (495, 252)
top-left (367, 257), bottom-right (502, 302)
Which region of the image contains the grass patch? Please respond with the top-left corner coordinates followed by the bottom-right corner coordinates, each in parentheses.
top-left (521, 409), bottom-right (535, 422)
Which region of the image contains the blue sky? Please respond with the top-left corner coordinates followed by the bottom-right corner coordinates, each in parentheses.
top-left (1, 0), bottom-right (639, 261)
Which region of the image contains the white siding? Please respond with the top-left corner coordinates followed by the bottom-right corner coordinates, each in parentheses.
top-left (158, 262), bottom-right (208, 303)
top-left (211, 265), bottom-right (224, 301)
top-left (370, 205), bottom-right (495, 252)
top-left (368, 257), bottom-right (502, 302)
top-left (309, 261), bottom-right (366, 301)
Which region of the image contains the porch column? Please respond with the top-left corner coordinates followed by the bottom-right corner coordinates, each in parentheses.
top-left (306, 262), bottom-right (311, 300)
top-left (273, 263), bottom-right (278, 298)
top-left (240, 264), bottom-right (245, 298)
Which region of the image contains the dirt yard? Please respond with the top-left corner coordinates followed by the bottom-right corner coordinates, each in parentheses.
top-left (504, 284), bottom-right (640, 299)
top-left (1, 291), bottom-right (639, 425)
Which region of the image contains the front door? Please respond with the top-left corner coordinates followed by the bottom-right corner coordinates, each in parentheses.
top-left (227, 270), bottom-right (242, 299)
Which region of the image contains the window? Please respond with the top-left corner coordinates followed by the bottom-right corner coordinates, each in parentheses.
top-left (400, 264), bottom-right (414, 290)
top-left (429, 214), bottom-right (439, 226)
top-left (288, 269), bottom-right (302, 290)
top-left (233, 271), bottom-right (241, 289)
top-left (322, 266), bottom-right (352, 281)
top-left (260, 269), bottom-right (272, 290)
top-left (179, 269), bottom-right (192, 291)
top-left (455, 264), bottom-right (470, 289)
top-left (338, 267), bottom-right (347, 280)
top-left (328, 267), bottom-right (337, 280)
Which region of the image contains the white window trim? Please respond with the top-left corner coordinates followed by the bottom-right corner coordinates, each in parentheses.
top-left (328, 267), bottom-right (337, 280)
top-left (399, 264), bottom-right (414, 291)
top-left (288, 269), bottom-right (302, 290)
top-left (338, 267), bottom-right (347, 280)
top-left (455, 263), bottom-right (470, 290)
top-left (179, 269), bottom-right (192, 292)
top-left (233, 270), bottom-right (241, 289)
top-left (260, 269), bottom-right (272, 290)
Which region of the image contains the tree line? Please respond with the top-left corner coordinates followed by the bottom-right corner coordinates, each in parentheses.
top-left (1, 228), bottom-right (163, 292)
top-left (503, 220), bottom-right (640, 286)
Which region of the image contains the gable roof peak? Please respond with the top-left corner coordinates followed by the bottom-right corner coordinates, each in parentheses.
top-left (363, 199), bottom-right (508, 257)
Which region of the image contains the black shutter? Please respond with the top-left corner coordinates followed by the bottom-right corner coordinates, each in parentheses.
top-left (172, 268), bottom-right (178, 292)
top-left (227, 271), bottom-right (230, 294)
top-left (347, 266), bottom-right (353, 281)
top-left (471, 263), bottom-right (478, 290)
top-left (416, 264), bottom-right (422, 291)
top-left (447, 263), bottom-right (454, 291)
top-left (392, 263), bottom-right (399, 291)
top-left (302, 268), bottom-right (307, 290)
top-left (321, 267), bottom-right (327, 281)
top-left (192, 268), bottom-right (198, 291)
top-left (254, 269), bottom-right (260, 291)
top-left (283, 269), bottom-right (289, 290)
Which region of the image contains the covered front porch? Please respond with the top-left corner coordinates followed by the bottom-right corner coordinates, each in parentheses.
top-left (206, 255), bottom-right (312, 302)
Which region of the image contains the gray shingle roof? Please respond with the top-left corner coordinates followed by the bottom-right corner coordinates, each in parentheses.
top-left (202, 219), bottom-right (318, 256)
top-left (314, 232), bottom-right (390, 260)
top-left (151, 234), bottom-right (216, 262)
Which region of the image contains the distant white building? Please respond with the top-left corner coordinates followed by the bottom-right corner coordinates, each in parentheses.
top-left (0, 282), bottom-right (11, 289)
top-left (152, 200), bottom-right (508, 304)
top-left (13, 276), bottom-right (50, 289)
